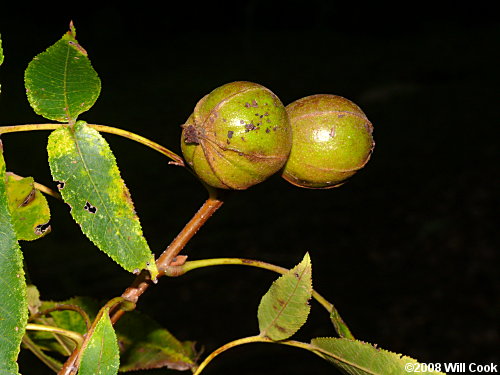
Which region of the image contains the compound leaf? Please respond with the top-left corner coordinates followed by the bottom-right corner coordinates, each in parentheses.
top-left (0, 142), bottom-right (28, 375)
top-left (5, 174), bottom-right (51, 241)
top-left (24, 23), bottom-right (100, 123)
top-left (258, 253), bottom-right (312, 341)
top-left (77, 308), bottom-right (119, 375)
top-left (47, 121), bottom-right (158, 279)
top-left (310, 337), bottom-right (446, 375)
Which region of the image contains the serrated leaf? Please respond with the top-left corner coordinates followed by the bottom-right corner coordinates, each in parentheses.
top-left (78, 308), bottom-right (119, 375)
top-left (47, 121), bottom-right (158, 279)
top-left (6, 174), bottom-right (51, 241)
top-left (311, 338), bottom-right (446, 375)
top-left (24, 24), bottom-right (100, 123)
top-left (258, 253), bottom-right (312, 341)
top-left (116, 310), bottom-right (197, 372)
top-left (0, 141), bottom-right (28, 375)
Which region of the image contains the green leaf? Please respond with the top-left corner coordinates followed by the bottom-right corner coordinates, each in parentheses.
top-left (0, 141), bottom-right (28, 375)
top-left (29, 295), bottom-right (197, 371)
top-left (310, 337), bottom-right (446, 375)
top-left (24, 23), bottom-right (101, 123)
top-left (257, 253), bottom-right (312, 341)
top-left (330, 309), bottom-right (355, 339)
top-left (116, 310), bottom-right (197, 372)
top-left (40, 297), bottom-right (99, 335)
top-left (29, 297), bottom-right (99, 356)
top-left (26, 284), bottom-right (42, 316)
top-left (47, 121), bottom-right (158, 279)
top-left (78, 308), bottom-right (119, 375)
top-left (5, 174), bottom-right (51, 241)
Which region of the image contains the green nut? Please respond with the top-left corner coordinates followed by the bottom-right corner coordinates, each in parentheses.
top-left (181, 81), bottom-right (292, 190)
top-left (282, 94), bottom-right (374, 189)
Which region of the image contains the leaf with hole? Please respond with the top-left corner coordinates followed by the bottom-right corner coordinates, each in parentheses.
top-left (5, 174), bottom-right (51, 241)
top-left (310, 337), bottom-right (446, 375)
top-left (47, 121), bottom-right (158, 279)
top-left (24, 23), bottom-right (101, 123)
top-left (257, 252), bottom-right (312, 341)
top-left (0, 142), bottom-right (28, 375)
top-left (77, 308), bottom-right (119, 375)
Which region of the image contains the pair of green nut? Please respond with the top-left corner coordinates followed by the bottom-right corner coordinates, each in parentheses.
top-left (181, 81), bottom-right (374, 190)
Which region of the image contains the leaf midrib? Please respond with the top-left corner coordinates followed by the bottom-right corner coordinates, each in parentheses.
top-left (68, 126), bottom-right (138, 264)
top-left (260, 264), bottom-right (309, 337)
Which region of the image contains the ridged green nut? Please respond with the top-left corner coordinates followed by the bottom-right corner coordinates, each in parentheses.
top-left (181, 81), bottom-right (292, 190)
top-left (282, 94), bottom-right (374, 189)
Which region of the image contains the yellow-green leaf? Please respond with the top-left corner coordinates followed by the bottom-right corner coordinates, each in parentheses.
top-left (47, 121), bottom-right (158, 279)
top-left (258, 253), bottom-right (312, 341)
top-left (311, 337), bottom-right (446, 375)
top-left (0, 141), bottom-right (28, 375)
top-left (5, 174), bottom-right (51, 241)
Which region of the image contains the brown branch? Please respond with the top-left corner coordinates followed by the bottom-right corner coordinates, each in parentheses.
top-left (111, 194), bottom-right (224, 323)
top-left (58, 194), bottom-right (224, 374)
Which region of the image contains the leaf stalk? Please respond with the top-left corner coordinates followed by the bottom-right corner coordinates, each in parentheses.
top-left (0, 123), bottom-right (184, 165)
top-left (26, 323), bottom-right (84, 349)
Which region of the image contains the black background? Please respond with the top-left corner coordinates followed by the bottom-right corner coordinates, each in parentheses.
top-left (1, 3), bottom-right (498, 374)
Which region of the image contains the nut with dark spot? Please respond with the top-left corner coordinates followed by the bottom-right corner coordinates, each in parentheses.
top-left (181, 81), bottom-right (292, 189)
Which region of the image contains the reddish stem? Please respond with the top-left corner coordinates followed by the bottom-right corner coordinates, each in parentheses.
top-left (114, 196), bottom-right (223, 319)
top-left (58, 195), bottom-right (224, 374)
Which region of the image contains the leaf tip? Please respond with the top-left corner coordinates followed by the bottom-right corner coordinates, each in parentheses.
top-left (146, 258), bottom-right (159, 282)
top-left (69, 20), bottom-right (76, 37)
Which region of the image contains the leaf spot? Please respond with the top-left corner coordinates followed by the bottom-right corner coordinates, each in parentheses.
top-left (56, 181), bottom-right (66, 190)
top-left (20, 189), bottom-right (36, 207)
top-left (84, 201), bottom-right (97, 214)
